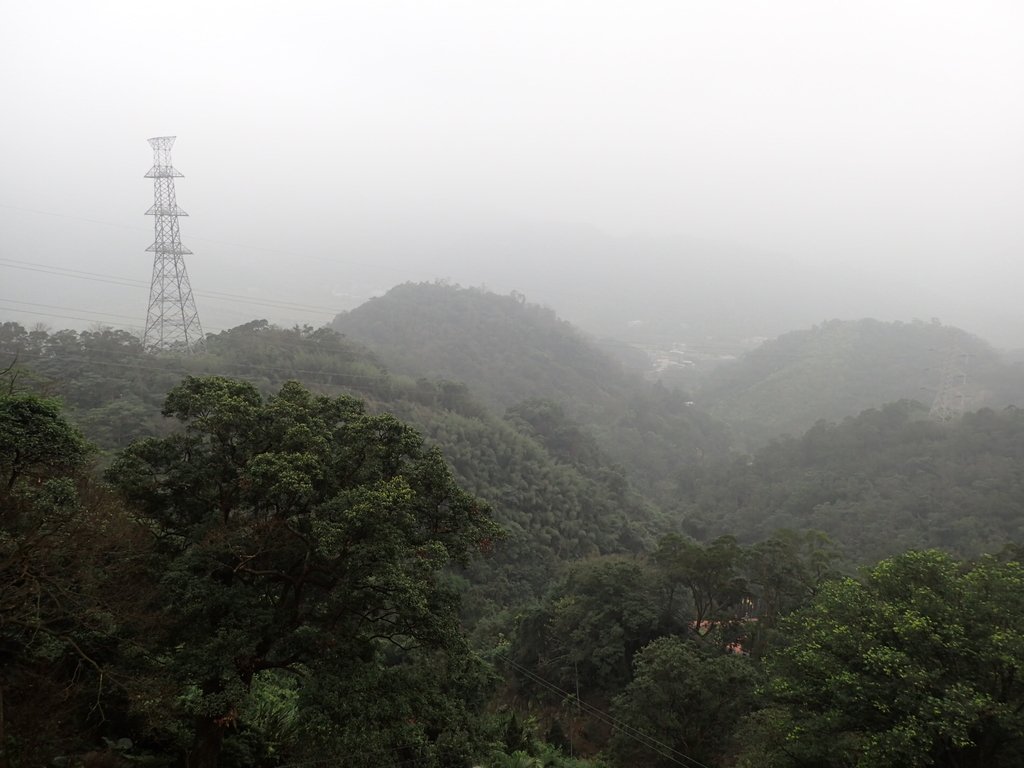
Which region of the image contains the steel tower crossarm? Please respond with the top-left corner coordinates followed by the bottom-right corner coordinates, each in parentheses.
top-left (142, 135), bottom-right (205, 353)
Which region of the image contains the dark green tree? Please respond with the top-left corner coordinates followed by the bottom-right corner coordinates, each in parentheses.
top-left (106, 376), bottom-right (500, 768)
top-left (505, 399), bottom-right (605, 469)
top-left (744, 550), bottom-right (1024, 767)
top-left (651, 534), bottom-right (749, 634)
top-left (743, 530), bottom-right (841, 656)
top-left (0, 394), bottom-right (147, 766)
top-left (511, 557), bottom-right (661, 699)
top-left (0, 393), bottom-right (89, 491)
top-left (610, 636), bottom-right (756, 768)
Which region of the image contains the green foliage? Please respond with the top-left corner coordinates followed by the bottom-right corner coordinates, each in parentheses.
top-left (506, 399), bottom-right (606, 470)
top-left (491, 750), bottom-right (544, 768)
top-left (0, 393), bottom-right (149, 766)
top-left (2, 320), bottom-right (663, 607)
top-left (485, 711), bottom-right (609, 768)
top-left (1, 321), bottom-right (179, 447)
top-left (746, 550), bottom-right (1024, 767)
top-left (197, 320), bottom-right (395, 399)
top-left (504, 533), bottom-right (838, 764)
top-left (295, 647), bottom-right (495, 768)
top-left (743, 529), bottom-right (842, 655)
top-left (394, 397), bottom-right (659, 617)
top-left (610, 636), bottom-right (757, 768)
top-left (106, 376), bottom-right (500, 766)
top-left (0, 392), bottom-right (90, 490)
top-left (680, 401), bottom-right (1024, 563)
top-left (332, 282), bottom-right (732, 504)
top-left (510, 557), bottom-right (662, 698)
top-left (12, 310), bottom-right (1024, 767)
top-left (0, 320), bottom-right (396, 453)
top-left (653, 533), bottom-right (748, 630)
top-left (333, 283), bottom-right (630, 415)
top-left (700, 319), bottom-right (1020, 443)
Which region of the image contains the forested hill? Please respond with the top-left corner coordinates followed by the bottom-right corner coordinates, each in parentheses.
top-left (333, 282), bottom-right (732, 501)
top-left (332, 282), bottom-right (635, 415)
top-left (678, 400), bottom-right (1024, 564)
top-left (699, 318), bottom-right (1024, 442)
top-left (12, 318), bottom-right (1024, 767)
top-left (0, 320), bottom-right (659, 598)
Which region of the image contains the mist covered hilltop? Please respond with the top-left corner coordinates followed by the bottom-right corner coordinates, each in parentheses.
top-left (315, 217), bottom-right (1024, 352)
top-left (6, 278), bottom-right (1024, 767)
top-left (334, 281), bottom-right (1024, 435)
top-left (5, 1), bottom-right (1024, 765)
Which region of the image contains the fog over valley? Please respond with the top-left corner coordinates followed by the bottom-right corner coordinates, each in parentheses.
top-left (2, 1), bottom-right (1023, 347)
top-left (6, 4), bottom-right (1024, 768)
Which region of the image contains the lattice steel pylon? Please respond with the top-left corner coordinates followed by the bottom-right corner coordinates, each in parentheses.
top-left (142, 136), bottom-right (205, 353)
top-left (930, 339), bottom-right (969, 422)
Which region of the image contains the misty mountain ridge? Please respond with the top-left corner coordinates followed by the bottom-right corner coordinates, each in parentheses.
top-left (332, 281), bottom-right (732, 502)
top-left (698, 318), bottom-right (1024, 443)
top-left (332, 280), bottom-right (630, 415)
top-left (365, 218), bottom-right (998, 347)
top-left (334, 283), bottom-right (1024, 449)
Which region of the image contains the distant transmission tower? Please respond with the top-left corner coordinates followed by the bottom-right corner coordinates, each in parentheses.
top-left (930, 339), bottom-right (969, 421)
top-left (142, 136), bottom-right (205, 353)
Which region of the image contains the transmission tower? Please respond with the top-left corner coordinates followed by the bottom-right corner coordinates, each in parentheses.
top-left (930, 339), bottom-right (969, 422)
top-left (142, 136), bottom-right (205, 353)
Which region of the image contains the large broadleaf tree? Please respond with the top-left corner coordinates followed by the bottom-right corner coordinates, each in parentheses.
top-left (743, 549), bottom-right (1024, 768)
top-left (107, 376), bottom-right (500, 768)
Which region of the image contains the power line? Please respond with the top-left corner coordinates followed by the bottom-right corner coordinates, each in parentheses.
top-left (0, 257), bottom-right (344, 316)
top-left (504, 655), bottom-right (708, 768)
top-left (0, 300), bottom-right (951, 411)
top-left (0, 201), bottom-right (439, 278)
top-left (0, 301), bottom-right (399, 372)
top-left (0, 302), bottom-right (392, 365)
top-left (0, 201), bottom-right (314, 257)
top-left (0, 201), bottom-right (306, 255)
top-left (0, 302), bottom-right (284, 339)
top-left (496, 653), bottom-right (712, 768)
top-left (3, 259), bottom-right (976, 368)
top-left (0, 259), bottom-right (145, 288)
top-left (0, 202), bottom-right (144, 232)
top-left (0, 298), bottom-right (144, 324)
top-left (0, 306), bottom-right (145, 330)
top-left (0, 347), bottom-right (391, 390)
top-left (0, 303), bottom-right (264, 338)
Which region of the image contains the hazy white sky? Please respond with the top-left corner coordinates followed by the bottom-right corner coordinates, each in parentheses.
top-left (2, 1), bottom-right (1022, 343)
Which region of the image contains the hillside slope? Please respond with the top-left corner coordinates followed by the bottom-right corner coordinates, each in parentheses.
top-left (333, 283), bottom-right (733, 500)
top-left (333, 282), bottom-right (632, 415)
top-left (0, 319), bottom-right (657, 603)
top-left (679, 400), bottom-right (1024, 564)
top-left (699, 318), bottom-right (1024, 442)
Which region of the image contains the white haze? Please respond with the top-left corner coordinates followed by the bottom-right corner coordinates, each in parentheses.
top-left (1, 1), bottom-right (1022, 346)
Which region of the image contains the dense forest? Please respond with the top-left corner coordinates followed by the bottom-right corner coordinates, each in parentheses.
top-left (333, 283), bottom-right (731, 504)
top-left (693, 318), bottom-right (1024, 444)
top-left (5, 283), bottom-right (1024, 767)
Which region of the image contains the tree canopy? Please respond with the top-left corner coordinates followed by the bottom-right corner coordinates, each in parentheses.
top-left (106, 376), bottom-right (500, 767)
top-left (744, 550), bottom-right (1024, 768)
top-left (6, 306), bottom-right (1024, 768)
